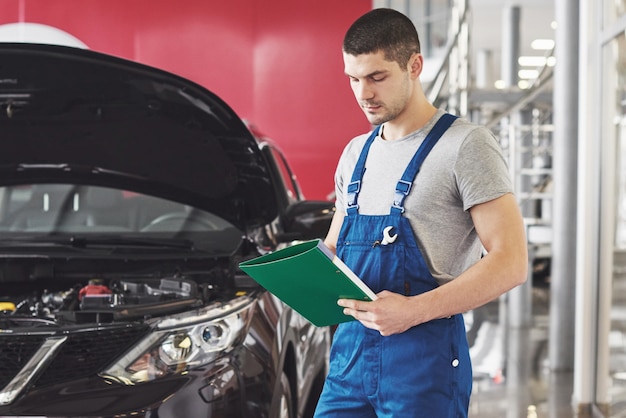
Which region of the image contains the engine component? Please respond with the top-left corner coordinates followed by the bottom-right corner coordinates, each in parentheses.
top-left (78, 278), bottom-right (112, 301)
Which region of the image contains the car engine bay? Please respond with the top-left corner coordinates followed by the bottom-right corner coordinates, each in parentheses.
top-left (0, 272), bottom-right (243, 329)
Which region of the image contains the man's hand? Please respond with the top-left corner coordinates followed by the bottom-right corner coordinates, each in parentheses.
top-left (338, 291), bottom-right (422, 336)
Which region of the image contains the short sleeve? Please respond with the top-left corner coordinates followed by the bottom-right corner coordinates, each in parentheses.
top-left (454, 127), bottom-right (513, 211)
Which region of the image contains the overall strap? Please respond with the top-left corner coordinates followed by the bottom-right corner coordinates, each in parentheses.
top-left (391, 113), bottom-right (458, 214)
top-left (346, 125), bottom-right (381, 215)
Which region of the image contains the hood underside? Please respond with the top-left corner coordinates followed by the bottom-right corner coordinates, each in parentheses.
top-left (0, 43), bottom-right (278, 229)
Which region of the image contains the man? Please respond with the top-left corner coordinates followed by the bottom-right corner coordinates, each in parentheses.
top-left (314, 8), bottom-right (528, 418)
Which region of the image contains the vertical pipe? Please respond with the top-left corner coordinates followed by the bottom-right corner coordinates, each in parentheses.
top-left (549, 0), bottom-right (579, 372)
top-left (458, 0), bottom-right (469, 117)
top-left (424, 0), bottom-right (432, 58)
top-left (508, 256), bottom-right (533, 328)
top-left (574, 0), bottom-right (599, 411)
top-left (509, 110), bottom-right (533, 329)
top-left (596, 66), bottom-right (617, 413)
top-left (501, 6), bottom-right (520, 88)
top-left (506, 328), bottom-right (533, 418)
top-left (447, 0), bottom-right (460, 115)
top-left (475, 49), bottom-right (493, 89)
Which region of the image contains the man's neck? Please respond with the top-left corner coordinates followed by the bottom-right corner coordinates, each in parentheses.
top-left (380, 103), bottom-right (438, 141)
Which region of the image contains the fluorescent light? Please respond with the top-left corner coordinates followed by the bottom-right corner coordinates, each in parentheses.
top-left (519, 56), bottom-right (548, 66)
top-left (519, 69), bottom-right (539, 79)
top-left (531, 39), bottom-right (555, 50)
top-left (494, 80), bottom-right (506, 89)
top-left (518, 80), bottom-right (530, 89)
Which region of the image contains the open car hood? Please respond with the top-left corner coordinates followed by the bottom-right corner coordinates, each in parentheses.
top-left (0, 43), bottom-right (278, 229)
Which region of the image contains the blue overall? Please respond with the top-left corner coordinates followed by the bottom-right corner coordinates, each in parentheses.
top-left (315, 114), bottom-right (472, 417)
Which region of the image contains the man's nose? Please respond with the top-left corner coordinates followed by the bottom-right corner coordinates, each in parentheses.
top-left (354, 82), bottom-right (374, 101)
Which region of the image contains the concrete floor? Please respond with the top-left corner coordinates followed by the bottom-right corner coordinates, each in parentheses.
top-left (466, 282), bottom-right (626, 418)
top-left (466, 287), bottom-right (575, 418)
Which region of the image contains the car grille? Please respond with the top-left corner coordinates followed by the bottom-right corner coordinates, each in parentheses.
top-left (0, 325), bottom-right (149, 391)
top-left (0, 334), bottom-right (48, 390)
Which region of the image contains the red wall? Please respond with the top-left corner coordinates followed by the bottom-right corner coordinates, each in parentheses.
top-left (0, 0), bottom-right (371, 200)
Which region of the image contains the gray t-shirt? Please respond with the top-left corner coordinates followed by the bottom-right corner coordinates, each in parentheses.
top-left (334, 110), bottom-right (513, 284)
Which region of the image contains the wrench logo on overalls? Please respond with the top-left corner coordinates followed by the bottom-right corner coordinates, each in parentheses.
top-left (381, 226), bottom-right (397, 245)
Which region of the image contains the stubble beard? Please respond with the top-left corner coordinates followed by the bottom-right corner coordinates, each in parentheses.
top-left (362, 77), bottom-right (411, 126)
top-left (362, 102), bottom-right (403, 126)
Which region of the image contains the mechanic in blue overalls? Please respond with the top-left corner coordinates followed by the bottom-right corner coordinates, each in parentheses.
top-left (314, 9), bottom-right (528, 418)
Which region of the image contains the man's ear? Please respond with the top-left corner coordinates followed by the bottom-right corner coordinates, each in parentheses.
top-left (409, 53), bottom-right (423, 79)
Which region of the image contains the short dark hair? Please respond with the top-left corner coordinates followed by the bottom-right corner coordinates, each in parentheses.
top-left (343, 8), bottom-right (421, 70)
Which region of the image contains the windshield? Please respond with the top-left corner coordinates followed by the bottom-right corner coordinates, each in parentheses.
top-left (0, 184), bottom-right (242, 253)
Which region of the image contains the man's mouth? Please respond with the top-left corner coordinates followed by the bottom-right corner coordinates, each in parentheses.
top-left (362, 103), bottom-right (382, 112)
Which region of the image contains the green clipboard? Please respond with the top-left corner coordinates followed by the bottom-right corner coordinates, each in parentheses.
top-left (239, 239), bottom-right (376, 327)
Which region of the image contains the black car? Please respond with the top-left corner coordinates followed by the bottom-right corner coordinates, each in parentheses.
top-left (0, 43), bottom-right (334, 418)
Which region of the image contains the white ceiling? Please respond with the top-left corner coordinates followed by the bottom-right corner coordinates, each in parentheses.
top-left (469, 0), bottom-right (556, 85)
top-left (377, 0), bottom-right (557, 86)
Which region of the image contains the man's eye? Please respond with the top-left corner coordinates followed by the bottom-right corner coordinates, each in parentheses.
top-left (372, 77), bottom-right (385, 82)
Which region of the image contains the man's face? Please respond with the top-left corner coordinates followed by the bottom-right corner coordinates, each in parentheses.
top-left (343, 50), bottom-right (412, 126)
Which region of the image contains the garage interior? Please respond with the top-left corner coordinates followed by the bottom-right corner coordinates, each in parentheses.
top-left (1, 0), bottom-right (626, 417)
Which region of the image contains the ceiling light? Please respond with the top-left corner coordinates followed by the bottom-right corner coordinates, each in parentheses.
top-left (531, 39), bottom-right (555, 50)
top-left (519, 56), bottom-right (547, 66)
top-left (494, 80), bottom-right (506, 89)
top-left (519, 69), bottom-right (539, 79)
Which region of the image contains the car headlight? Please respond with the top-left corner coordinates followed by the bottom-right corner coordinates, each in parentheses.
top-left (100, 296), bottom-right (255, 385)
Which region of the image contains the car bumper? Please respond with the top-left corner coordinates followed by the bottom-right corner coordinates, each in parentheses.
top-left (0, 351), bottom-right (269, 418)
